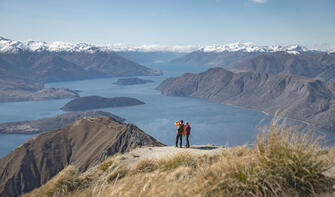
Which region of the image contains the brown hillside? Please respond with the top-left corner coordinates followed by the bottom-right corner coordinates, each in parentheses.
top-left (0, 116), bottom-right (164, 197)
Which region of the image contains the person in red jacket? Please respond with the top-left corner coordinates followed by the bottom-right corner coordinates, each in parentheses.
top-left (185, 121), bottom-right (191, 148)
top-left (174, 120), bottom-right (184, 148)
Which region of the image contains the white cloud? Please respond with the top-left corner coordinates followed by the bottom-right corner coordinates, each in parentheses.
top-left (249, 0), bottom-right (267, 3)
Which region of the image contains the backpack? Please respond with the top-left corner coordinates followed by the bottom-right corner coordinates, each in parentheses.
top-left (178, 125), bottom-right (184, 134)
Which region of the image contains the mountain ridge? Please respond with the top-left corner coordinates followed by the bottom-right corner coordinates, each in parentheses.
top-left (0, 116), bottom-right (164, 197)
top-left (231, 51), bottom-right (335, 82)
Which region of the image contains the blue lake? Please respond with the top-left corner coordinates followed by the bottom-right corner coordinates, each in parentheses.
top-left (1, 63), bottom-right (334, 158)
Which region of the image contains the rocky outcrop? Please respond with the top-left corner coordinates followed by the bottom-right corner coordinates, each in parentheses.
top-left (0, 116), bottom-right (164, 197)
top-left (61, 96), bottom-right (145, 111)
top-left (157, 68), bottom-right (335, 130)
top-left (0, 111), bottom-right (125, 134)
top-left (113, 78), bottom-right (154, 85)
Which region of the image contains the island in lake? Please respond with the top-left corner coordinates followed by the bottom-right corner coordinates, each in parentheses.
top-left (113, 77), bottom-right (154, 85)
top-left (61, 96), bottom-right (145, 111)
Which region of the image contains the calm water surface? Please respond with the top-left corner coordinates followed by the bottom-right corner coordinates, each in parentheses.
top-left (0, 63), bottom-right (334, 158)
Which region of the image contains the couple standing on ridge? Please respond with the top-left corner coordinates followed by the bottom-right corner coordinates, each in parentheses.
top-left (174, 120), bottom-right (191, 148)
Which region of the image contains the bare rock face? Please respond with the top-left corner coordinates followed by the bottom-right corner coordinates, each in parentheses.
top-left (0, 111), bottom-right (125, 134)
top-left (0, 116), bottom-right (164, 197)
top-left (61, 96), bottom-right (145, 111)
top-left (157, 67), bottom-right (335, 130)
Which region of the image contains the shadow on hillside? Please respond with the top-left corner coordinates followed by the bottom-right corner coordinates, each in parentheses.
top-left (188, 145), bottom-right (220, 150)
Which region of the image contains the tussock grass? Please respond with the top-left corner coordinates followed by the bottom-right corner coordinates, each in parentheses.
top-left (201, 120), bottom-right (333, 197)
top-left (255, 120), bottom-right (332, 196)
top-left (134, 159), bottom-right (159, 173)
top-left (107, 167), bottom-right (129, 182)
top-left (22, 165), bottom-right (81, 197)
top-left (97, 157), bottom-right (116, 172)
top-left (24, 120), bottom-right (335, 197)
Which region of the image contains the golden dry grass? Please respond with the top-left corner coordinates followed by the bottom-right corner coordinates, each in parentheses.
top-left (22, 165), bottom-right (79, 197)
top-left (24, 120), bottom-right (335, 197)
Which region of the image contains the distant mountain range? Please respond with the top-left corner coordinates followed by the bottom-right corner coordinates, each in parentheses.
top-left (170, 50), bottom-right (261, 67)
top-left (231, 52), bottom-right (335, 82)
top-left (117, 51), bottom-right (186, 64)
top-left (0, 50), bottom-right (161, 83)
top-left (2, 36), bottom-right (334, 54)
top-left (0, 37), bottom-right (162, 102)
top-left (0, 116), bottom-right (164, 197)
top-left (157, 68), bottom-right (335, 130)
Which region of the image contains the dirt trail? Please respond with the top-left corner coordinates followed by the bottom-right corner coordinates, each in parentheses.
top-left (114, 145), bottom-right (225, 167)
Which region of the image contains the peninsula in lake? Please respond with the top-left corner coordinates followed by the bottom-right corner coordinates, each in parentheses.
top-left (61, 96), bottom-right (145, 111)
top-left (0, 111), bottom-right (125, 134)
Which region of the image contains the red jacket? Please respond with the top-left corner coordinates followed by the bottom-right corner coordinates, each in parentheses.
top-left (185, 125), bottom-right (191, 135)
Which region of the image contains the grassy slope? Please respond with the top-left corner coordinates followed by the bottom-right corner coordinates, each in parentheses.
top-left (24, 121), bottom-right (335, 197)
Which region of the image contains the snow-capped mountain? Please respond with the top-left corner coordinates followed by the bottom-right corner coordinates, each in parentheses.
top-left (200, 43), bottom-right (309, 54)
top-left (0, 36), bottom-right (332, 54)
top-left (0, 36), bottom-right (99, 53)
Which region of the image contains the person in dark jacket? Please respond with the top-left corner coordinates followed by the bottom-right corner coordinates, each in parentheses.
top-left (185, 121), bottom-right (191, 148)
top-left (174, 120), bottom-right (184, 148)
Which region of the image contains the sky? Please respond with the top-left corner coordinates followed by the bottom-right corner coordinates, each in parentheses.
top-left (0, 0), bottom-right (334, 46)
